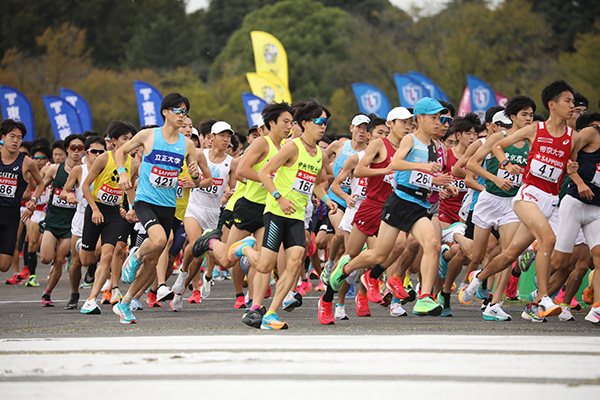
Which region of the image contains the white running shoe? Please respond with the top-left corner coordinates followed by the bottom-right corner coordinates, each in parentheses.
top-left (482, 302), bottom-right (511, 321)
top-left (200, 272), bottom-right (211, 298)
top-left (458, 273), bottom-right (481, 305)
top-left (538, 295), bottom-right (561, 318)
top-left (558, 305), bottom-right (575, 321)
top-left (585, 306), bottom-right (600, 324)
top-left (390, 301), bottom-right (408, 317)
top-left (157, 285), bottom-right (174, 302)
top-left (170, 294), bottom-right (183, 312)
top-left (130, 298), bottom-right (143, 311)
top-left (441, 222), bottom-right (467, 244)
top-left (80, 298), bottom-right (101, 314)
top-left (334, 304), bottom-right (349, 320)
top-left (172, 270), bottom-right (188, 294)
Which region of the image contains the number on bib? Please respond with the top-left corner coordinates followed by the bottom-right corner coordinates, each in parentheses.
top-left (0, 177), bottom-right (17, 198)
top-left (497, 167), bottom-right (523, 187)
top-left (51, 188), bottom-right (76, 209)
top-left (451, 178), bottom-right (467, 192)
top-left (292, 170), bottom-right (316, 196)
top-left (96, 184), bottom-right (123, 206)
top-left (530, 159), bottom-right (562, 183)
top-left (150, 166), bottom-right (178, 189)
top-left (408, 170), bottom-right (433, 189)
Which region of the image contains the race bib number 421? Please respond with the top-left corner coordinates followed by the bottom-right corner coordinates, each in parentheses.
top-left (150, 166), bottom-right (178, 189)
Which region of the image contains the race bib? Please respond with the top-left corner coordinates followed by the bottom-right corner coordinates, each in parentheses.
top-left (176, 179), bottom-right (185, 199)
top-left (0, 176), bottom-right (17, 198)
top-left (591, 163), bottom-right (600, 188)
top-left (96, 184), bottom-right (123, 206)
top-left (340, 173), bottom-right (352, 190)
top-left (356, 178), bottom-right (367, 200)
top-left (383, 171), bottom-right (395, 187)
top-left (51, 188), bottom-right (76, 209)
top-left (530, 158), bottom-right (562, 183)
top-left (497, 167), bottom-right (522, 187)
top-left (450, 178), bottom-right (468, 192)
top-left (409, 170), bottom-right (433, 189)
top-left (197, 178), bottom-right (223, 198)
top-left (292, 170), bottom-right (316, 196)
top-left (150, 166), bottom-right (178, 189)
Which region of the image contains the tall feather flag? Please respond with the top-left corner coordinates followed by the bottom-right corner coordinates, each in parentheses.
top-left (351, 83), bottom-right (392, 117)
top-left (250, 31), bottom-right (289, 90)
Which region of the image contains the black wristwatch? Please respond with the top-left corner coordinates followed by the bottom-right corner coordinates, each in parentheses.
top-left (272, 191), bottom-right (282, 200)
top-left (501, 158), bottom-right (510, 168)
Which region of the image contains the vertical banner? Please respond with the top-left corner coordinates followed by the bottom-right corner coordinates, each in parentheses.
top-left (466, 75), bottom-right (498, 121)
top-left (350, 83), bottom-right (392, 117)
top-left (242, 93), bottom-right (267, 129)
top-left (457, 87), bottom-right (471, 117)
top-left (408, 71), bottom-right (449, 102)
top-left (393, 74), bottom-right (426, 108)
top-left (495, 92), bottom-right (509, 107)
top-left (133, 80), bottom-right (163, 128)
top-left (42, 95), bottom-right (84, 140)
top-left (246, 72), bottom-right (291, 104)
top-left (0, 85), bottom-right (35, 141)
top-left (60, 88), bottom-right (92, 132)
top-left (250, 31), bottom-right (288, 89)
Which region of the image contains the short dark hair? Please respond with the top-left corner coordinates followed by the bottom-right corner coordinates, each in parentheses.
top-left (576, 112), bottom-right (600, 131)
top-left (262, 102), bottom-right (293, 130)
top-left (451, 113), bottom-right (481, 134)
top-left (52, 139), bottom-right (65, 152)
top-left (504, 95), bottom-right (536, 118)
top-left (294, 101), bottom-right (327, 132)
top-left (32, 137), bottom-right (51, 148)
top-left (485, 106), bottom-right (505, 124)
top-left (160, 93), bottom-right (190, 121)
top-left (140, 124), bottom-right (159, 131)
top-left (83, 130), bottom-right (99, 138)
top-left (533, 113), bottom-right (547, 122)
top-left (64, 133), bottom-right (85, 148)
top-left (0, 119), bottom-right (27, 138)
top-left (318, 133), bottom-right (335, 145)
top-left (84, 135), bottom-right (107, 151)
top-left (541, 80), bottom-right (574, 111)
top-left (573, 92), bottom-right (589, 109)
top-left (107, 120), bottom-right (136, 141)
top-left (198, 119), bottom-right (217, 137)
top-left (367, 117), bottom-right (387, 133)
top-left (19, 141), bottom-right (32, 154)
top-left (31, 145), bottom-right (52, 160)
top-left (439, 100), bottom-right (456, 117)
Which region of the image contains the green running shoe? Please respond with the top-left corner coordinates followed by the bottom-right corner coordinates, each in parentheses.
top-left (413, 295), bottom-right (442, 316)
top-left (329, 255), bottom-right (350, 292)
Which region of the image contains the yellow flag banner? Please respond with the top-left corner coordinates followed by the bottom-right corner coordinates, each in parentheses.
top-left (250, 31), bottom-right (289, 89)
top-left (246, 72), bottom-right (292, 104)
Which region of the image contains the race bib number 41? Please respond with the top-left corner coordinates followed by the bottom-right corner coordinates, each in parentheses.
top-left (150, 166), bottom-right (178, 189)
top-left (292, 170), bottom-right (316, 196)
top-left (0, 176), bottom-right (17, 198)
top-left (530, 159), bottom-right (562, 183)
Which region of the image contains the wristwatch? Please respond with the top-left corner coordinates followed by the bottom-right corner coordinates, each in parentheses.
top-left (31, 196), bottom-right (39, 204)
top-left (272, 191), bottom-right (282, 200)
top-left (501, 158), bottom-right (510, 168)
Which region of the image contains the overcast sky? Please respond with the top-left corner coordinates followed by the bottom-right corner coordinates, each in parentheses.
top-left (185, 0), bottom-right (454, 16)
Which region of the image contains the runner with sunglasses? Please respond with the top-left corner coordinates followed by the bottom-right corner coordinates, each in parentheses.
top-left (39, 134), bottom-right (85, 307)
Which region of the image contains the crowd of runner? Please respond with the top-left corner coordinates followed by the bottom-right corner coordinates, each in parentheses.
top-left (1, 80), bottom-right (599, 329)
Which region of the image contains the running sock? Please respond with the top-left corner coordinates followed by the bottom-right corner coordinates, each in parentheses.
top-left (122, 293), bottom-right (133, 303)
top-left (335, 303), bottom-right (345, 307)
top-left (157, 283), bottom-right (166, 289)
top-left (560, 302), bottom-right (570, 307)
top-left (250, 304), bottom-right (261, 311)
top-left (43, 290), bottom-right (52, 297)
top-left (265, 311), bottom-right (275, 317)
top-left (236, 293), bottom-right (244, 298)
top-left (323, 285), bottom-right (335, 302)
top-left (302, 278), bottom-right (308, 283)
top-left (511, 268), bottom-right (521, 278)
top-left (370, 264), bottom-right (385, 280)
top-left (441, 291), bottom-right (451, 307)
top-left (481, 279), bottom-right (488, 290)
top-left (26, 251), bottom-right (38, 275)
top-left (205, 275), bottom-right (212, 282)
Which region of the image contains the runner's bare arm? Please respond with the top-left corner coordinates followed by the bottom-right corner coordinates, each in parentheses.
top-left (116, 129), bottom-right (152, 190)
top-left (467, 133), bottom-right (513, 192)
top-left (389, 135), bottom-right (441, 174)
top-left (237, 137), bottom-right (268, 183)
top-left (331, 153), bottom-right (358, 206)
top-left (355, 139), bottom-right (389, 178)
top-left (82, 153), bottom-right (109, 224)
top-left (321, 151), bottom-right (334, 183)
top-left (492, 124), bottom-right (536, 174)
top-left (60, 165), bottom-right (81, 203)
top-left (314, 165), bottom-right (337, 215)
top-left (195, 149), bottom-right (213, 188)
top-left (452, 139), bottom-right (483, 179)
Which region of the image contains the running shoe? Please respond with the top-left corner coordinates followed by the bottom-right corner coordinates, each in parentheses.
top-left (521, 304), bottom-right (547, 323)
top-left (113, 300), bottom-right (136, 324)
top-left (41, 294), bottom-right (54, 307)
top-left (297, 280), bottom-right (312, 296)
top-left (130, 298), bottom-right (144, 311)
top-left (584, 306), bottom-right (600, 325)
top-left (5, 273), bottom-right (22, 285)
top-left (314, 281), bottom-right (325, 291)
top-left (553, 287), bottom-right (581, 310)
top-left (75, 237), bottom-right (83, 254)
top-left (187, 290), bottom-right (201, 304)
top-left (386, 275), bottom-right (409, 300)
top-left (121, 246), bottom-right (141, 284)
top-left (25, 275), bottom-right (39, 287)
top-left (80, 298), bottom-right (101, 314)
top-left (476, 284), bottom-right (490, 300)
top-left (242, 307), bottom-right (265, 329)
top-left (309, 267), bottom-right (320, 280)
top-left (441, 222), bottom-right (467, 244)
top-left (200, 273), bottom-right (211, 298)
top-left (413, 295), bottom-right (442, 316)
top-left (380, 290), bottom-right (392, 307)
top-left (438, 244), bottom-right (450, 279)
top-left (583, 287), bottom-right (594, 305)
top-left (390, 298), bottom-right (408, 317)
top-left (172, 270), bottom-right (188, 294)
top-left (283, 292), bottom-right (303, 312)
top-left (345, 283), bottom-right (357, 298)
top-left (101, 289), bottom-right (111, 305)
top-left (458, 272), bottom-right (482, 305)
top-left (401, 281), bottom-right (417, 305)
top-left (334, 303), bottom-right (348, 321)
top-left (504, 271), bottom-right (520, 300)
top-left (481, 294), bottom-right (492, 311)
top-left (320, 260), bottom-right (334, 286)
top-left (156, 285), bottom-right (174, 302)
top-left (147, 291), bottom-right (162, 307)
top-left (192, 229), bottom-right (222, 258)
top-left (571, 298), bottom-right (582, 311)
top-left (18, 266), bottom-right (30, 280)
top-left (265, 284), bottom-right (272, 298)
top-left (170, 294), bottom-right (183, 312)
top-left (234, 295), bottom-right (247, 309)
top-left (317, 295), bottom-right (335, 325)
top-left (260, 313), bottom-right (289, 330)
top-left (227, 236), bottom-right (256, 261)
top-left (558, 305), bottom-right (575, 321)
top-left (307, 232), bottom-right (317, 257)
top-left (518, 248), bottom-right (536, 272)
top-left (330, 255), bottom-right (350, 292)
top-left (111, 287), bottom-right (123, 306)
top-left (482, 302), bottom-right (511, 321)
top-left (361, 269), bottom-right (383, 303)
top-left (240, 256), bottom-right (251, 274)
top-left (538, 295), bottom-right (561, 318)
top-left (64, 293), bottom-right (80, 310)
top-left (438, 293), bottom-right (453, 317)
top-left (355, 292), bottom-right (371, 317)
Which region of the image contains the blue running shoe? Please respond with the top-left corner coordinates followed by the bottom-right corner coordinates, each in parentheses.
top-left (476, 285), bottom-right (490, 300)
top-left (346, 283), bottom-right (357, 299)
top-left (113, 300), bottom-right (137, 324)
top-left (438, 244), bottom-right (450, 279)
top-left (228, 236), bottom-right (256, 261)
top-left (121, 246), bottom-right (141, 284)
top-left (260, 313), bottom-right (289, 330)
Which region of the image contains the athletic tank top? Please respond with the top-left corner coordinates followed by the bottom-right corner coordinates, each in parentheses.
top-left (567, 136), bottom-right (600, 206)
top-left (349, 151), bottom-right (367, 209)
top-left (429, 140), bottom-right (445, 204)
top-left (244, 136), bottom-right (278, 205)
top-left (48, 162), bottom-right (76, 213)
top-left (189, 149), bottom-right (232, 209)
top-left (76, 163), bottom-right (89, 214)
top-left (366, 137), bottom-right (396, 203)
top-left (136, 127), bottom-right (186, 208)
top-left (328, 140), bottom-right (357, 208)
top-left (394, 134), bottom-right (432, 209)
top-left (175, 161), bottom-right (191, 221)
top-left (225, 180), bottom-right (246, 212)
top-left (0, 152), bottom-right (28, 208)
top-left (485, 135), bottom-right (529, 197)
top-left (264, 138), bottom-right (322, 221)
top-left (91, 152), bottom-right (131, 206)
top-left (523, 122), bottom-right (572, 195)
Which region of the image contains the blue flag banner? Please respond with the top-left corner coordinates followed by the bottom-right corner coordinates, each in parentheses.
top-left (394, 74), bottom-right (426, 108)
top-left (43, 95), bottom-right (84, 140)
top-left (241, 92), bottom-right (267, 129)
top-left (0, 85), bottom-right (35, 141)
top-left (133, 80), bottom-right (163, 128)
top-left (407, 71), bottom-right (449, 102)
top-left (350, 83), bottom-right (392, 118)
top-left (467, 75), bottom-right (498, 121)
top-left (60, 88), bottom-right (92, 132)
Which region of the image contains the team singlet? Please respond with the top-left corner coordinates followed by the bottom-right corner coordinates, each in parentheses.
top-left (189, 149), bottom-right (232, 210)
top-left (328, 140), bottom-right (357, 208)
top-left (365, 137), bottom-right (396, 203)
top-left (91, 152), bottom-right (131, 207)
top-left (0, 152), bottom-right (28, 208)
